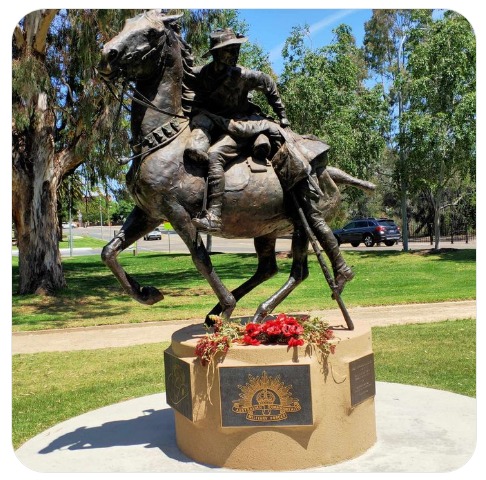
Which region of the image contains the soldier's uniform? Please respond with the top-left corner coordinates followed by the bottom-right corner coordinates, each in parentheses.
top-left (186, 29), bottom-right (353, 293)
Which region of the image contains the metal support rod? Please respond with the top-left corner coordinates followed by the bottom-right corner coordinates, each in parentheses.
top-left (291, 192), bottom-right (354, 330)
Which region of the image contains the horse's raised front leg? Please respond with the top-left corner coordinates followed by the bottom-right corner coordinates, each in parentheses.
top-left (252, 225), bottom-right (309, 323)
top-left (206, 236), bottom-right (279, 324)
top-left (170, 206), bottom-right (236, 320)
top-left (101, 206), bottom-right (163, 305)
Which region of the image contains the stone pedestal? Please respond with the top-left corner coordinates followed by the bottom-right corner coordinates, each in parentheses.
top-left (164, 319), bottom-right (376, 471)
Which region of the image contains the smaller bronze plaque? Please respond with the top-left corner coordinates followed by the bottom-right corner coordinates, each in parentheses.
top-left (349, 353), bottom-right (376, 407)
top-left (164, 349), bottom-right (193, 421)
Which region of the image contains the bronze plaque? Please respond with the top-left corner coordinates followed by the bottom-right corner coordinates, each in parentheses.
top-left (164, 349), bottom-right (192, 421)
top-left (219, 365), bottom-right (313, 427)
top-left (349, 353), bottom-right (376, 406)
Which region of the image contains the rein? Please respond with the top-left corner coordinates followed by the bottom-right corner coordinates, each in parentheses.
top-left (102, 30), bottom-right (187, 120)
top-left (124, 84), bottom-right (188, 119)
top-left (101, 78), bottom-right (187, 120)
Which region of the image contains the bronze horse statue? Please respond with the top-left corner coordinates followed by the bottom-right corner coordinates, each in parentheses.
top-left (97, 10), bottom-right (375, 323)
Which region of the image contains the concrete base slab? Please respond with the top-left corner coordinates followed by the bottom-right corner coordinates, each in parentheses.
top-left (13, 382), bottom-right (476, 473)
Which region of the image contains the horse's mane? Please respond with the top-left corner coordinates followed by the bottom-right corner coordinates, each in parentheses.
top-left (142, 11), bottom-right (196, 116)
top-left (178, 34), bottom-right (197, 116)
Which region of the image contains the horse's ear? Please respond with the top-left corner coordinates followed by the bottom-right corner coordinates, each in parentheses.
top-left (161, 14), bottom-right (183, 25)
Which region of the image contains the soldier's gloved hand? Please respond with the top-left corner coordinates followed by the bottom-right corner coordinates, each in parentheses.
top-left (280, 116), bottom-right (291, 128)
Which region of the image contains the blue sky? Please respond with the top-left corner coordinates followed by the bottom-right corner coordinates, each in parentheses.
top-left (238, 9), bottom-right (372, 75)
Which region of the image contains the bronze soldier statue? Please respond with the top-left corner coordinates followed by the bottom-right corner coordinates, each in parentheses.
top-left (97, 11), bottom-right (376, 324)
top-left (185, 29), bottom-right (290, 230)
top-left (185, 28), bottom-right (354, 294)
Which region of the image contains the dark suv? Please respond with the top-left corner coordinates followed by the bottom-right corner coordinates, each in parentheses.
top-left (333, 218), bottom-right (401, 247)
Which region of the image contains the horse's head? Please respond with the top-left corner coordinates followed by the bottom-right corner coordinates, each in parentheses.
top-left (97, 10), bottom-right (182, 83)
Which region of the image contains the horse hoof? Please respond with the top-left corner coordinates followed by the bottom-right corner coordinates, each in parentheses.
top-left (139, 286), bottom-right (164, 305)
top-left (252, 311), bottom-right (268, 324)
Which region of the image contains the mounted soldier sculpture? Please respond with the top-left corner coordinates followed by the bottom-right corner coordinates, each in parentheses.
top-left (97, 11), bottom-right (375, 328)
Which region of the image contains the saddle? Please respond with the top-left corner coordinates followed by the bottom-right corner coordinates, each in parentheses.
top-left (224, 156), bottom-right (266, 192)
top-left (224, 133), bottom-right (330, 192)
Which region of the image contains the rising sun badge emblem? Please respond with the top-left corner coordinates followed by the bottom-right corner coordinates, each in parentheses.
top-left (232, 371), bottom-right (302, 422)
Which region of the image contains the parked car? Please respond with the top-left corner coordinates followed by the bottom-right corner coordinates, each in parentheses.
top-left (62, 222), bottom-right (77, 229)
top-left (333, 218), bottom-right (401, 247)
top-left (143, 227), bottom-right (162, 241)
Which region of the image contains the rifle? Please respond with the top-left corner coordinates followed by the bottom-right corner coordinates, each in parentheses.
top-left (290, 191), bottom-right (354, 331)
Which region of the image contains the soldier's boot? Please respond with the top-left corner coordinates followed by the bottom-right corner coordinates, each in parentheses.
top-left (192, 157), bottom-right (224, 233)
top-left (312, 221), bottom-right (355, 295)
top-left (184, 128), bottom-right (211, 163)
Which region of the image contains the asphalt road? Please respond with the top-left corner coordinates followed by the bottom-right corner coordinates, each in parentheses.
top-left (11, 226), bottom-right (475, 258)
top-left (60, 225), bottom-right (475, 256)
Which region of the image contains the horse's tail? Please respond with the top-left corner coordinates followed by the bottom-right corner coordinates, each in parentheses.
top-left (327, 166), bottom-right (376, 193)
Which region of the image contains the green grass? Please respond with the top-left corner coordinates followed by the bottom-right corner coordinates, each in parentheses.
top-left (58, 234), bottom-right (107, 249)
top-left (12, 319), bottom-right (476, 450)
top-left (373, 319), bottom-right (476, 397)
top-left (12, 342), bottom-right (170, 450)
top-left (12, 249), bottom-right (476, 331)
top-left (12, 233), bottom-right (108, 251)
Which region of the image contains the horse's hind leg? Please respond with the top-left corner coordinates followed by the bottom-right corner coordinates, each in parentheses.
top-left (252, 226), bottom-right (309, 323)
top-left (101, 206), bottom-right (163, 305)
top-left (206, 236), bottom-right (279, 324)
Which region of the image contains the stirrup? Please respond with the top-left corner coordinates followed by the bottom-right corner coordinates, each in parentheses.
top-left (192, 212), bottom-right (222, 233)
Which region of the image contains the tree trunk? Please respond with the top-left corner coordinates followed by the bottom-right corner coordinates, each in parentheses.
top-left (12, 91), bottom-right (66, 295)
top-left (433, 202), bottom-right (441, 251)
top-left (12, 10), bottom-right (67, 295)
top-left (432, 159), bottom-right (446, 251)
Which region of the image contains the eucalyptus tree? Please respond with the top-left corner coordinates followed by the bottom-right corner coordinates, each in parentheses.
top-left (12, 9), bottom-right (234, 295)
top-left (12, 9), bottom-right (136, 294)
top-left (403, 11), bottom-right (475, 250)
top-left (363, 9), bottom-right (433, 250)
top-left (279, 24), bottom-right (388, 215)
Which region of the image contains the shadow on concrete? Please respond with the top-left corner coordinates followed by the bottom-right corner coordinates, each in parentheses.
top-left (36, 407), bottom-right (215, 468)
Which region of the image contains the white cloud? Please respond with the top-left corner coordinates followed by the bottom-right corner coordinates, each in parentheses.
top-left (269, 9), bottom-right (358, 63)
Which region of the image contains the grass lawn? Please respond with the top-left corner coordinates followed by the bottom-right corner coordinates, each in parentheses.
top-left (58, 235), bottom-right (107, 249)
top-left (12, 233), bottom-right (108, 251)
top-left (373, 319), bottom-right (475, 397)
top-left (12, 342), bottom-right (169, 450)
top-left (12, 249), bottom-right (476, 331)
top-left (12, 318), bottom-right (476, 450)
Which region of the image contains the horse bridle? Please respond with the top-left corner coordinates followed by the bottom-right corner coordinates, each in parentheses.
top-left (101, 29), bottom-right (189, 164)
top-left (102, 28), bottom-right (187, 119)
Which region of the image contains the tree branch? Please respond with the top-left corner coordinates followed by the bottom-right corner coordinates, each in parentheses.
top-left (439, 194), bottom-right (466, 211)
top-left (33, 9), bottom-right (58, 55)
top-left (23, 9), bottom-right (58, 55)
top-left (13, 25), bottom-right (25, 50)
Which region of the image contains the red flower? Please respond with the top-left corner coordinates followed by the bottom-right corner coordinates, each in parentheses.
top-left (194, 335), bottom-right (230, 366)
top-left (323, 329), bottom-right (335, 341)
top-left (281, 322), bottom-right (304, 337)
top-left (245, 323), bottom-right (262, 338)
top-left (262, 320), bottom-right (282, 336)
top-left (195, 314), bottom-right (335, 366)
top-left (287, 337), bottom-right (305, 347)
top-left (242, 334), bottom-right (261, 346)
